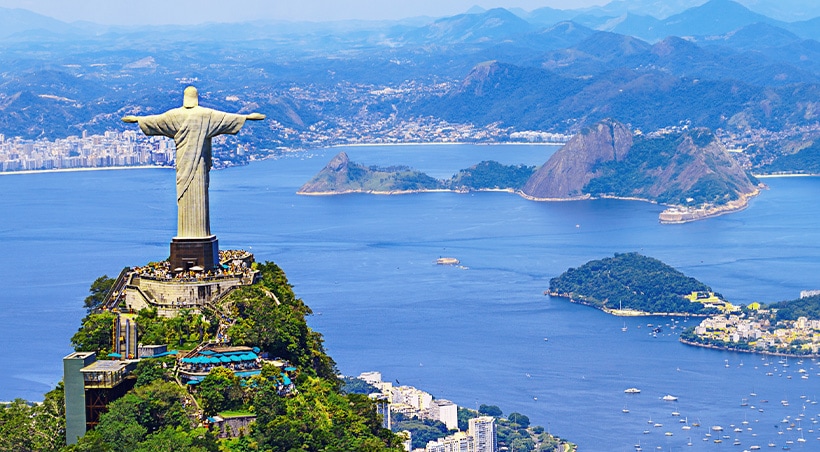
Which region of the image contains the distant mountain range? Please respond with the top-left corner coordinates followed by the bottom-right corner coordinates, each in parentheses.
top-left (0, 0), bottom-right (818, 172)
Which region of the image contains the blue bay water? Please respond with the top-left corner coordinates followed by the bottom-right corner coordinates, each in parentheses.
top-left (1, 144), bottom-right (819, 451)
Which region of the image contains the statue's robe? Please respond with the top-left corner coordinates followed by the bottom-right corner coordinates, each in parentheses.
top-left (138, 106), bottom-right (246, 238)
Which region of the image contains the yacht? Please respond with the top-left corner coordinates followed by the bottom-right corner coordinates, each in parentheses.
top-left (662, 394), bottom-right (678, 401)
top-left (625, 387), bottom-right (641, 394)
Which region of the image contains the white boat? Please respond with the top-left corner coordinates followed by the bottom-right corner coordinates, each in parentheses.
top-left (662, 394), bottom-right (678, 401)
top-left (625, 387), bottom-right (641, 394)
top-left (711, 425), bottom-right (724, 432)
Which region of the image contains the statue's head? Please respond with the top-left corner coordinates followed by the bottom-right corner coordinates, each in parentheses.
top-left (183, 86), bottom-right (199, 108)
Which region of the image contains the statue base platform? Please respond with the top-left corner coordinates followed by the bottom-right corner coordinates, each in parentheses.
top-left (170, 236), bottom-right (219, 271)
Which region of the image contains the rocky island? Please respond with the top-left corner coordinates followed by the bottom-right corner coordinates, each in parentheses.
top-left (301, 120), bottom-right (762, 223)
top-left (297, 152), bottom-right (536, 195)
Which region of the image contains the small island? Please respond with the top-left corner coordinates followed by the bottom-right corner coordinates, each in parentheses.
top-left (547, 252), bottom-right (731, 316)
top-left (297, 152), bottom-right (535, 195)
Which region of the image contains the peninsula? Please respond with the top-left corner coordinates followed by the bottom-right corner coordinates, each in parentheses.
top-left (550, 253), bottom-right (820, 357)
top-left (680, 294), bottom-right (820, 357)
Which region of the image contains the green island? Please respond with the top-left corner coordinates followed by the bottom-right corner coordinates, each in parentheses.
top-left (297, 151), bottom-right (536, 194)
top-left (547, 253), bottom-right (723, 316)
top-left (0, 262), bottom-right (573, 452)
top-left (549, 253), bottom-right (820, 357)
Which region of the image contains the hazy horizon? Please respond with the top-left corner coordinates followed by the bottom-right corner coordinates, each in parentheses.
top-left (0, 0), bottom-right (608, 25)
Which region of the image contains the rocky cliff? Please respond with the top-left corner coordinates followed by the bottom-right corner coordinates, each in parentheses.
top-left (522, 119), bottom-right (761, 220)
top-left (297, 151), bottom-right (356, 194)
top-left (297, 151), bottom-right (442, 194)
top-left (522, 120), bottom-right (633, 199)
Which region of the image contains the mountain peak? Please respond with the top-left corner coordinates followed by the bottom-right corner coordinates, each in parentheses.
top-left (521, 120), bottom-right (759, 217)
top-left (661, 0), bottom-right (773, 37)
top-left (522, 120), bottom-right (633, 199)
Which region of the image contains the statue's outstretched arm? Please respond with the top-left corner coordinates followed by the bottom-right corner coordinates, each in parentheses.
top-left (246, 113), bottom-right (266, 120)
top-left (122, 115), bottom-right (140, 123)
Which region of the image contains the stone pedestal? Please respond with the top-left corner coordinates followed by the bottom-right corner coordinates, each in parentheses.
top-left (170, 235), bottom-right (219, 271)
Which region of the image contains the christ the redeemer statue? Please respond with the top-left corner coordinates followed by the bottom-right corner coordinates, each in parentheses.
top-left (123, 86), bottom-right (264, 271)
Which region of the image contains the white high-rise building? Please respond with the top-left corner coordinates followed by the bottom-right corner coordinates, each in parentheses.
top-left (425, 431), bottom-right (475, 452)
top-left (429, 399), bottom-right (458, 430)
top-left (358, 371), bottom-right (382, 385)
top-left (469, 416), bottom-right (497, 452)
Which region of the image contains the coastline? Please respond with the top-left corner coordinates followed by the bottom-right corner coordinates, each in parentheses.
top-left (547, 292), bottom-right (707, 318)
top-left (297, 187), bottom-right (517, 196)
top-left (753, 173), bottom-right (820, 178)
top-left (300, 184), bottom-right (762, 224)
top-left (658, 189), bottom-right (760, 224)
top-left (679, 337), bottom-right (819, 359)
top-left (332, 141), bottom-right (568, 148)
top-left (0, 165), bottom-right (171, 176)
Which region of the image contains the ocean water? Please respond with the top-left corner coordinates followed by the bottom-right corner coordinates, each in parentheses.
top-left (1, 144), bottom-right (820, 451)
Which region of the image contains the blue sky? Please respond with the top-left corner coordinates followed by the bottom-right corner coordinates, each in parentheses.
top-left (0, 0), bottom-right (607, 25)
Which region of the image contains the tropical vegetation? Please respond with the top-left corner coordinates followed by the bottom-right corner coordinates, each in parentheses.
top-left (549, 252), bottom-right (717, 314)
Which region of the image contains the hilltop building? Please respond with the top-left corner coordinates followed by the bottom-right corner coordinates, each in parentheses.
top-left (63, 89), bottom-right (270, 444)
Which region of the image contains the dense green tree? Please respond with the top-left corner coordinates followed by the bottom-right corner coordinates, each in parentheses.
top-left (770, 294), bottom-right (820, 321)
top-left (340, 376), bottom-right (379, 395)
top-left (479, 404), bottom-right (503, 417)
top-left (133, 427), bottom-right (218, 452)
top-left (508, 412), bottom-right (531, 428)
top-left (447, 161), bottom-right (536, 191)
top-left (83, 275), bottom-right (116, 312)
top-left (226, 261), bottom-right (337, 380)
top-left (71, 311), bottom-right (117, 354)
top-left (71, 380), bottom-right (196, 451)
top-left (250, 376), bottom-right (403, 451)
top-left (391, 417), bottom-right (449, 450)
top-left (135, 308), bottom-right (212, 349)
top-left (133, 358), bottom-right (173, 388)
top-left (197, 366), bottom-right (244, 416)
top-left (458, 406), bottom-right (479, 431)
